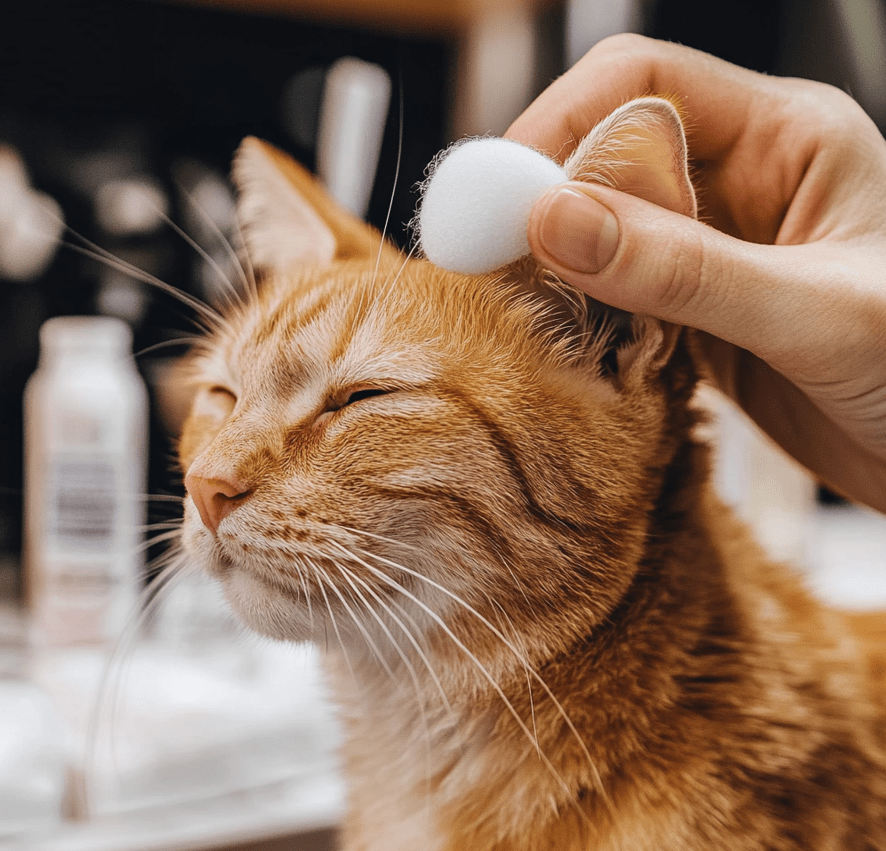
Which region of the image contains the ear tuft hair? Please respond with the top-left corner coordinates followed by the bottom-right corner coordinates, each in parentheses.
top-left (565, 96), bottom-right (696, 219)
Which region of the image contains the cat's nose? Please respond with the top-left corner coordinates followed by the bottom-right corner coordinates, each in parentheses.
top-left (184, 473), bottom-right (252, 535)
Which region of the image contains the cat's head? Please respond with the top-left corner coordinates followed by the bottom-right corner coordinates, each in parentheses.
top-left (178, 98), bottom-right (699, 667)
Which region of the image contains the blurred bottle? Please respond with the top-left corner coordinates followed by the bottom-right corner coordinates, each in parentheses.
top-left (23, 316), bottom-right (148, 651)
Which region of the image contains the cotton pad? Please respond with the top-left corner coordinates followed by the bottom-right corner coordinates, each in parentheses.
top-left (417, 138), bottom-right (568, 275)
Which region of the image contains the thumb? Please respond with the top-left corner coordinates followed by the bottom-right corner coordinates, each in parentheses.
top-left (527, 182), bottom-right (805, 362)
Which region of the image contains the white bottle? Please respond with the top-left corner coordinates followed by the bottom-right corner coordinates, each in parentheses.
top-left (23, 316), bottom-right (148, 650)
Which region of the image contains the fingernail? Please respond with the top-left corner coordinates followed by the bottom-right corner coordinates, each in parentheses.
top-left (537, 186), bottom-right (620, 274)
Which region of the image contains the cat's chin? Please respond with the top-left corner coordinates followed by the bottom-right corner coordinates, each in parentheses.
top-left (217, 565), bottom-right (316, 642)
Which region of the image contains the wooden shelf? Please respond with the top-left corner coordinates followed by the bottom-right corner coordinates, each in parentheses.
top-left (162, 0), bottom-right (554, 36)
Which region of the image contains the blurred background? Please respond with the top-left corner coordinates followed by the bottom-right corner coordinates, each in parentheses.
top-left (0, 0), bottom-right (885, 849)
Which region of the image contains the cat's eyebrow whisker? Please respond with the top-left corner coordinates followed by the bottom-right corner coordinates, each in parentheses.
top-left (62, 237), bottom-right (225, 334)
top-left (154, 205), bottom-right (243, 308)
top-left (371, 76), bottom-right (405, 289)
top-left (328, 542), bottom-right (592, 822)
top-left (347, 544), bottom-right (610, 816)
top-left (172, 183), bottom-right (253, 301)
top-left (230, 212), bottom-right (259, 303)
top-left (379, 241), bottom-right (418, 303)
top-left (134, 335), bottom-right (206, 359)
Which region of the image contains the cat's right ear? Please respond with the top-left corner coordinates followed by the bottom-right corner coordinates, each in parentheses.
top-left (232, 137), bottom-right (399, 275)
top-left (557, 96), bottom-right (697, 379)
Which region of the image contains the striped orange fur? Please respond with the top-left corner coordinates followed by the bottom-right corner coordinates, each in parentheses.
top-left (178, 99), bottom-right (886, 851)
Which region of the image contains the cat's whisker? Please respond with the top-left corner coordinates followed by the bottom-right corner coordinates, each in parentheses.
top-left (172, 183), bottom-right (253, 301)
top-left (334, 523), bottom-right (422, 554)
top-left (293, 559), bottom-right (315, 635)
top-left (317, 559), bottom-right (399, 683)
top-left (336, 563), bottom-right (453, 715)
top-left (328, 542), bottom-right (591, 822)
top-left (347, 544), bottom-right (609, 815)
top-left (489, 595), bottom-right (540, 758)
top-left (335, 524), bottom-right (542, 727)
top-left (85, 553), bottom-right (195, 804)
top-left (133, 529), bottom-right (182, 556)
top-left (334, 559), bottom-right (454, 719)
top-left (135, 493), bottom-right (184, 504)
top-left (333, 560), bottom-right (423, 690)
top-left (136, 520), bottom-right (182, 532)
top-left (133, 336), bottom-right (206, 359)
top-left (312, 563), bottom-right (358, 682)
top-left (334, 559), bottom-right (439, 821)
top-left (371, 77), bottom-right (404, 289)
top-left (62, 236), bottom-right (225, 334)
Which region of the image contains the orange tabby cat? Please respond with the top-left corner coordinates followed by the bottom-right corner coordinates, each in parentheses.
top-left (177, 98), bottom-right (886, 851)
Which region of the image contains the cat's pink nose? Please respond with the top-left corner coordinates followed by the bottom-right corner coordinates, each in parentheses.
top-left (184, 473), bottom-right (252, 535)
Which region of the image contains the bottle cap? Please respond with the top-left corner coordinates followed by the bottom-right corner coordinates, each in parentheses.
top-left (39, 316), bottom-right (132, 357)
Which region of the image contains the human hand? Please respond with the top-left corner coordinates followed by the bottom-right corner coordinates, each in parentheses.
top-left (506, 34), bottom-right (886, 512)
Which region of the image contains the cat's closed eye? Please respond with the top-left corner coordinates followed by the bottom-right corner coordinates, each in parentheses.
top-left (341, 387), bottom-right (389, 406)
top-left (313, 386), bottom-right (392, 428)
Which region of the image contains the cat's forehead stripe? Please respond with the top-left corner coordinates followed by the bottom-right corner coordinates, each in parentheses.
top-left (230, 269), bottom-right (444, 398)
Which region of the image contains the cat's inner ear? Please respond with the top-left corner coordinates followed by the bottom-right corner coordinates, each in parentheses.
top-left (232, 137), bottom-right (399, 275)
top-left (564, 96), bottom-right (696, 220)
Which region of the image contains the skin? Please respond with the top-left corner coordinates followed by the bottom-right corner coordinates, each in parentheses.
top-left (506, 34), bottom-right (886, 513)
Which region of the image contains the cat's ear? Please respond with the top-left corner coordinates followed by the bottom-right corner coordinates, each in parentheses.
top-left (232, 137), bottom-right (399, 274)
top-left (564, 96), bottom-right (696, 220)
top-left (562, 97), bottom-right (696, 379)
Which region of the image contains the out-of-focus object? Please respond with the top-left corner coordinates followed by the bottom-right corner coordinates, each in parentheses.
top-left (0, 145), bottom-right (64, 283)
top-left (94, 177), bottom-right (168, 238)
top-left (779, 0), bottom-right (886, 129)
top-left (0, 594), bottom-right (67, 839)
top-left (452, 0), bottom-right (538, 136)
top-left (804, 502), bottom-right (886, 609)
top-left (565, 0), bottom-right (642, 67)
top-left (317, 57), bottom-right (391, 219)
top-left (23, 317), bottom-right (148, 650)
top-left (93, 176), bottom-right (171, 325)
top-left (34, 571), bottom-right (343, 825)
top-left (0, 680), bottom-right (67, 838)
top-left (698, 385), bottom-right (816, 565)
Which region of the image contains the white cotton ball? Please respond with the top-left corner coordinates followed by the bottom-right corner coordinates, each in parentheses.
top-left (417, 137), bottom-right (567, 275)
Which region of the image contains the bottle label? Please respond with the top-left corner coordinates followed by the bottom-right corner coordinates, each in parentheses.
top-left (48, 457), bottom-right (119, 552)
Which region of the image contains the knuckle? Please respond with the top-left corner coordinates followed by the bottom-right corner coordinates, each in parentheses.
top-left (792, 79), bottom-right (869, 134)
top-left (648, 223), bottom-right (711, 320)
top-left (590, 32), bottom-right (650, 58)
